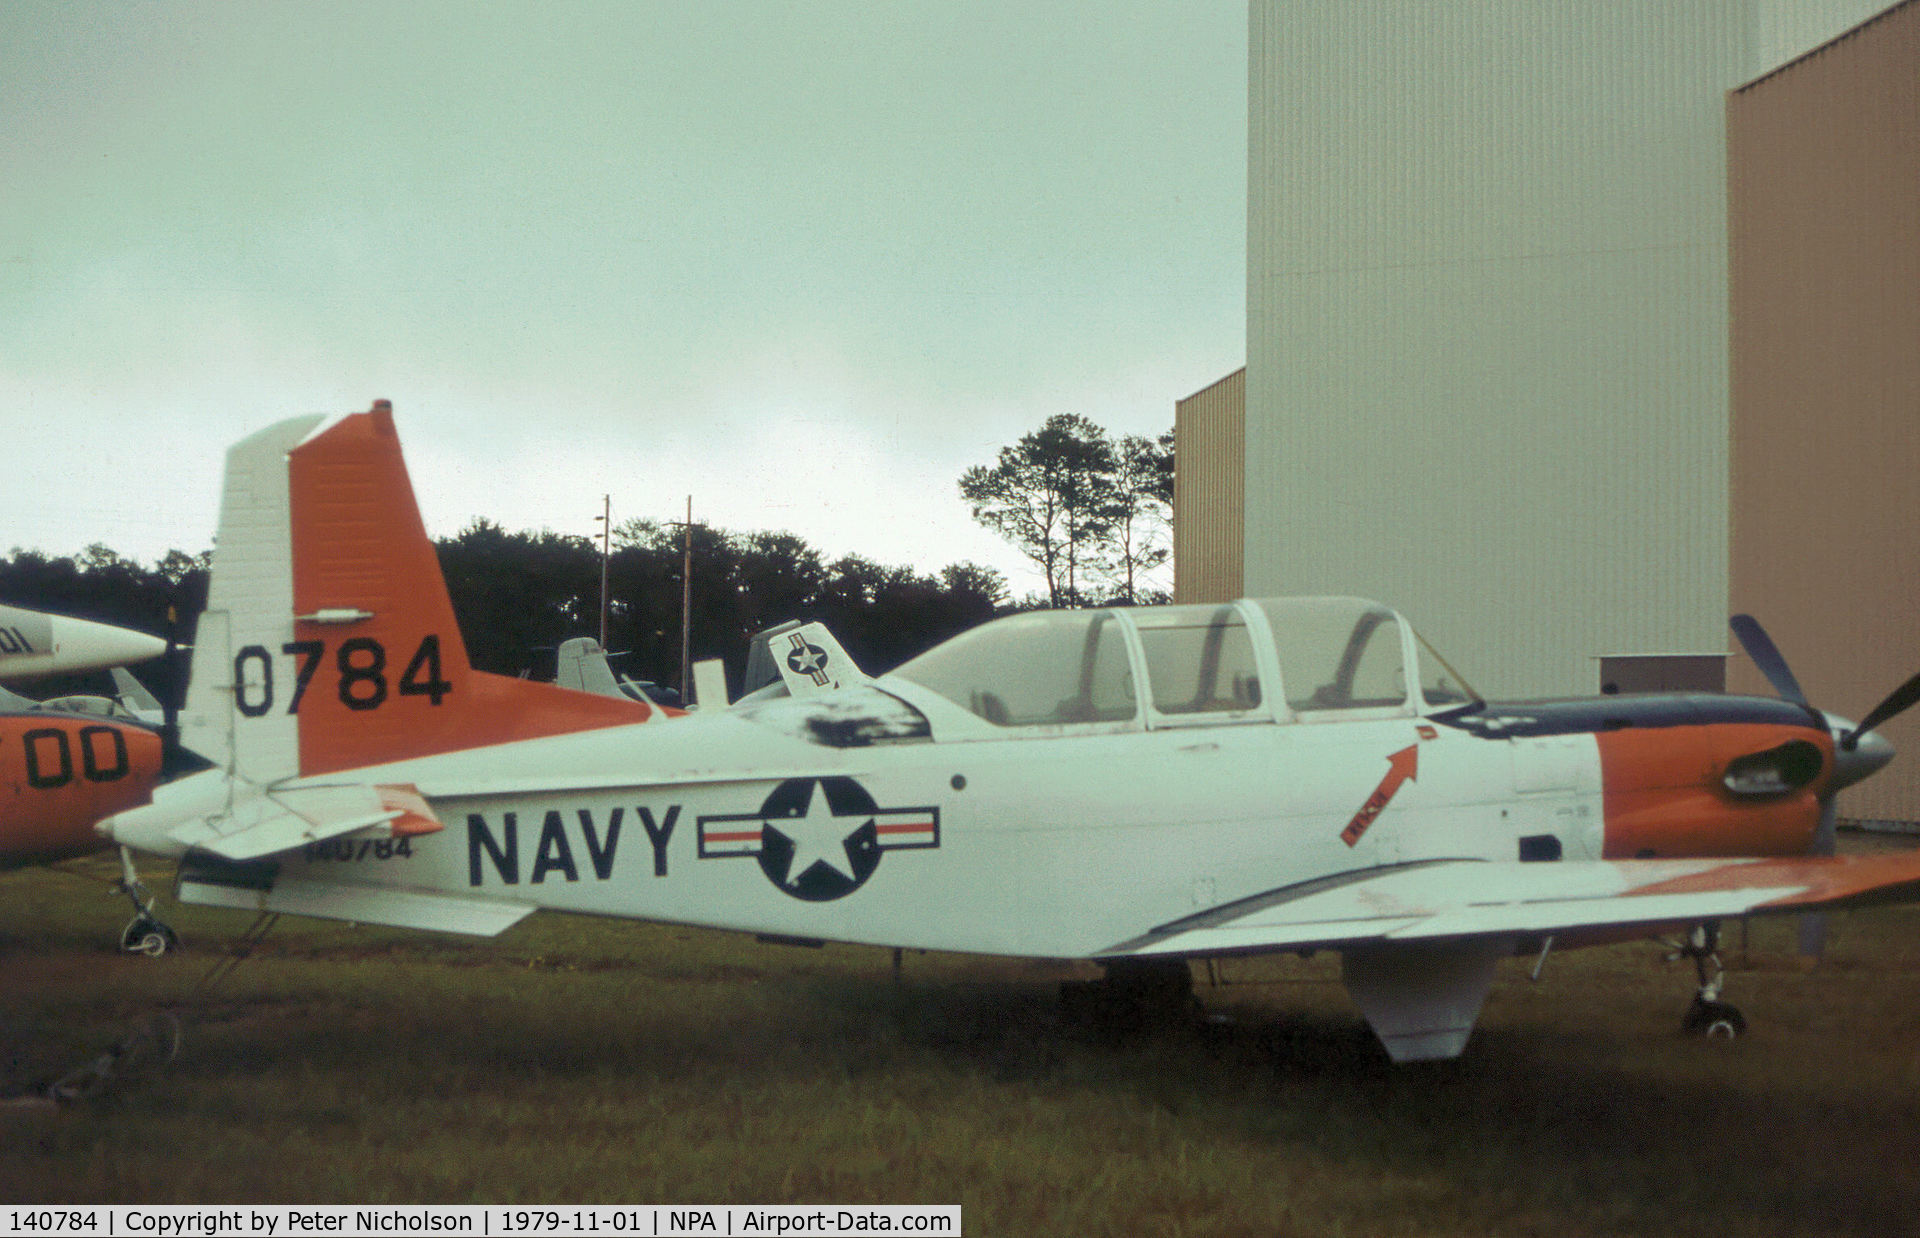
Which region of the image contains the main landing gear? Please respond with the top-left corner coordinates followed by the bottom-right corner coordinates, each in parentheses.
top-left (1060, 958), bottom-right (1202, 1033)
top-left (1672, 922), bottom-right (1745, 1039)
top-left (113, 846), bottom-right (179, 958)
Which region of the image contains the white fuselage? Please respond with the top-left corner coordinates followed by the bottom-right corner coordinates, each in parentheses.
top-left (256, 679), bottom-right (1601, 959)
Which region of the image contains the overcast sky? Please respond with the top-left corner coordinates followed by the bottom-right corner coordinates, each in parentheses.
top-left (1, 3), bottom-right (1247, 597)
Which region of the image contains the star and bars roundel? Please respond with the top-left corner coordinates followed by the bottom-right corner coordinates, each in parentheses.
top-left (696, 777), bottom-right (939, 901)
top-left (784, 631), bottom-right (831, 686)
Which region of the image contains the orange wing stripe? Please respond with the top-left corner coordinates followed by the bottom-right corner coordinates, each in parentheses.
top-left (1628, 851), bottom-right (1920, 909)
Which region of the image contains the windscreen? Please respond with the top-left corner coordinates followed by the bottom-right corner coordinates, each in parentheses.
top-left (1255, 597), bottom-right (1408, 713)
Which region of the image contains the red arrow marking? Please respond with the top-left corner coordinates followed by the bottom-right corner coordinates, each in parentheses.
top-left (1340, 744), bottom-right (1420, 847)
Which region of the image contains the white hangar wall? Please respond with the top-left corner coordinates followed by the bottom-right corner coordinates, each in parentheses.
top-left (1245, 1), bottom-right (1754, 698)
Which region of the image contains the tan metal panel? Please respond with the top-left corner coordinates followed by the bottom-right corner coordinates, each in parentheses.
top-left (1247, 2), bottom-right (1751, 697)
top-left (1729, 1), bottom-right (1920, 825)
top-left (1173, 368), bottom-right (1246, 604)
top-left (1756, 0), bottom-right (1908, 69)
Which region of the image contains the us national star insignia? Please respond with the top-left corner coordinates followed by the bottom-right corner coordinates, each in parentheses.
top-left (696, 777), bottom-right (939, 901)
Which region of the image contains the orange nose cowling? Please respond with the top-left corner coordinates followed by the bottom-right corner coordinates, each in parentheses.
top-left (1598, 723), bottom-right (1829, 860)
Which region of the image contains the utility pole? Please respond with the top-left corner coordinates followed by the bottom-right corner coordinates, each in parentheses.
top-left (593, 495), bottom-right (610, 649)
top-left (669, 495), bottom-right (694, 703)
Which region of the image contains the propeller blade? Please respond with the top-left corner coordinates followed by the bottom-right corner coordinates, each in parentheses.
top-left (1729, 615), bottom-right (1807, 705)
top-left (1797, 797), bottom-right (1838, 957)
top-left (1844, 669), bottom-right (1920, 750)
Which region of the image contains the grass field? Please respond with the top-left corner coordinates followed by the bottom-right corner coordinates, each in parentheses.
top-left (4, 845), bottom-right (1920, 1236)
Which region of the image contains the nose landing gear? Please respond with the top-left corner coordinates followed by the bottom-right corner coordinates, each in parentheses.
top-left (112, 847), bottom-right (179, 957)
top-left (1672, 923), bottom-right (1745, 1039)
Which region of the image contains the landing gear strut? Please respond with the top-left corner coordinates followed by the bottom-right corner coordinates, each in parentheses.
top-left (113, 847), bottom-right (179, 957)
top-left (1672, 922), bottom-right (1745, 1039)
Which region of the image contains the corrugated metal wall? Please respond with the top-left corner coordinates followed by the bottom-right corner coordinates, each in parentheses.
top-left (1173, 368), bottom-right (1246, 603)
top-left (1758, 0), bottom-right (1905, 63)
top-left (1246, 2), bottom-right (1754, 697)
top-left (1728, 0), bottom-right (1920, 824)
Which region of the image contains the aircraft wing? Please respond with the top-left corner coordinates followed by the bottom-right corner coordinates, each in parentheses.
top-left (1101, 852), bottom-right (1920, 959)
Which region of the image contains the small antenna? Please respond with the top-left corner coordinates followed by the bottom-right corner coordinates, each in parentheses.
top-left (669, 496), bottom-right (695, 703)
top-left (593, 495), bottom-right (611, 649)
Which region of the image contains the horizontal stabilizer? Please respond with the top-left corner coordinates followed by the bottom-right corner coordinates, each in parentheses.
top-left (179, 874), bottom-right (533, 937)
top-left (168, 781), bottom-right (444, 862)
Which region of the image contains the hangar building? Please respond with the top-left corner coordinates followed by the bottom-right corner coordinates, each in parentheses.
top-left (1179, 0), bottom-right (1918, 825)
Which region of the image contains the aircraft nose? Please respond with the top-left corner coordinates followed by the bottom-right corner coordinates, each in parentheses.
top-left (52, 614), bottom-right (167, 666)
top-left (1825, 712), bottom-right (1896, 791)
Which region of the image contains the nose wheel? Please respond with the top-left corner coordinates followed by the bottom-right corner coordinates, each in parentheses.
top-left (1672, 923), bottom-right (1744, 1039)
top-left (1682, 994), bottom-right (1746, 1039)
top-left (112, 847), bottom-right (179, 958)
top-left (119, 914), bottom-right (179, 957)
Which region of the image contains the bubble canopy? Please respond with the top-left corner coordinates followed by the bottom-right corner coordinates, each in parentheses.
top-left (886, 597), bottom-right (1479, 731)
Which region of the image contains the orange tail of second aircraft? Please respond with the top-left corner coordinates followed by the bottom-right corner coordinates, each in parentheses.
top-left (184, 401), bottom-right (654, 785)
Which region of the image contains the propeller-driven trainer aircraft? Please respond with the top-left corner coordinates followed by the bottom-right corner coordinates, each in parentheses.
top-left (1, 685), bottom-right (164, 870)
top-left (0, 671), bottom-right (185, 952)
top-left (0, 604), bottom-right (168, 876)
top-left (102, 403), bottom-right (1920, 1062)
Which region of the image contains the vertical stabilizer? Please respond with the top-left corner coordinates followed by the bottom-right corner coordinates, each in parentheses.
top-left (555, 637), bottom-right (625, 697)
top-left (744, 620), bottom-right (866, 697)
top-left (186, 403), bottom-right (655, 784)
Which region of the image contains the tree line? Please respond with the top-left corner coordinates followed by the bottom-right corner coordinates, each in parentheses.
top-left (2, 412), bottom-right (1174, 705)
top-left (0, 531), bottom-right (1006, 706)
top-left (439, 517), bottom-right (1005, 696)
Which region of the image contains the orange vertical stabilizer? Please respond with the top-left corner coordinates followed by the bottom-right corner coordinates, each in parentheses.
top-left (286, 403), bottom-right (651, 777)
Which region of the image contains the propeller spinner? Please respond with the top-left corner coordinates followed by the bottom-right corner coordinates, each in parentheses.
top-left (1729, 615), bottom-right (1911, 954)
top-left (1730, 614), bottom-right (1911, 788)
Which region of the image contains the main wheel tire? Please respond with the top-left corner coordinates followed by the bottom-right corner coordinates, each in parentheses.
top-left (1682, 997), bottom-right (1746, 1039)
